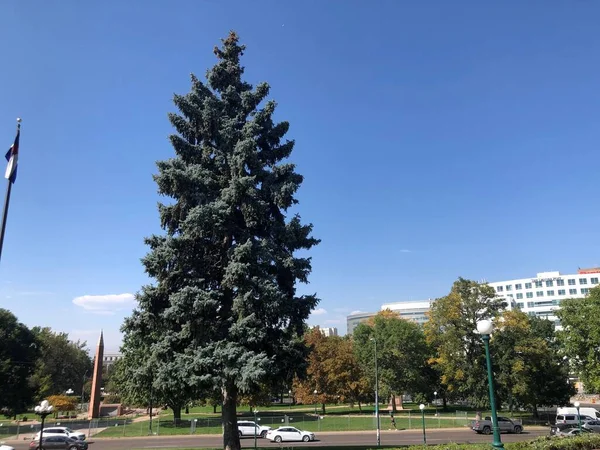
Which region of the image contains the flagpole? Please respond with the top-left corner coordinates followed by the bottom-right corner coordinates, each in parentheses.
top-left (0, 118), bottom-right (21, 264)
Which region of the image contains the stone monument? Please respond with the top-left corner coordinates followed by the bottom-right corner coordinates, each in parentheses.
top-left (88, 331), bottom-right (104, 419)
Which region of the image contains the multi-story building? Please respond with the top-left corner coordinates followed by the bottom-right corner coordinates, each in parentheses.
top-left (319, 327), bottom-right (339, 337)
top-left (380, 300), bottom-right (433, 325)
top-left (487, 268), bottom-right (600, 326)
top-left (102, 352), bottom-right (123, 368)
top-left (346, 311), bottom-right (377, 335)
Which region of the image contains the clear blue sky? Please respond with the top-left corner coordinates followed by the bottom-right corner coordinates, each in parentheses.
top-left (1, 1), bottom-right (599, 349)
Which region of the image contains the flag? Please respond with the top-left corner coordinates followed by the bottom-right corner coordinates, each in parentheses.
top-left (5, 127), bottom-right (19, 183)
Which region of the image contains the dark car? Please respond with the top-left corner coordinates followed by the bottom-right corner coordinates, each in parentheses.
top-left (29, 436), bottom-right (88, 450)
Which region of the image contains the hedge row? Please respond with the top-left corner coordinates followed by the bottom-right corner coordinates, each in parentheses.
top-left (406, 435), bottom-right (600, 450)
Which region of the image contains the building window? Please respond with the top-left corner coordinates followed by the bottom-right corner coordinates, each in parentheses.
top-left (547, 290), bottom-right (555, 296)
top-left (558, 289), bottom-right (566, 296)
top-left (515, 283), bottom-right (522, 290)
top-left (545, 280), bottom-right (553, 287)
top-left (496, 286), bottom-right (503, 292)
top-left (592, 278), bottom-right (599, 285)
top-left (557, 279), bottom-right (565, 286)
top-left (525, 282), bottom-right (532, 289)
top-left (569, 289), bottom-right (577, 295)
top-left (582, 288), bottom-right (590, 295)
top-left (535, 281), bottom-right (543, 288)
top-left (516, 302), bottom-right (524, 308)
top-left (506, 285), bottom-right (512, 291)
top-left (580, 278), bottom-right (588, 285)
top-left (527, 302), bottom-right (534, 308)
top-left (516, 293), bottom-right (523, 300)
top-left (536, 291), bottom-right (544, 297)
top-left (526, 292), bottom-right (533, 299)
top-left (568, 279), bottom-right (576, 286)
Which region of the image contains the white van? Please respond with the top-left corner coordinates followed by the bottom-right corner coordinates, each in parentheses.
top-left (557, 407), bottom-right (600, 419)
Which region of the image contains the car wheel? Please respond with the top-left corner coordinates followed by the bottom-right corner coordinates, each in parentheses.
top-left (69, 447), bottom-right (79, 450)
top-left (238, 431), bottom-right (243, 437)
top-left (482, 426), bottom-right (491, 435)
top-left (302, 435), bottom-right (310, 442)
top-left (275, 436), bottom-right (282, 443)
top-left (260, 430), bottom-right (267, 438)
top-left (514, 426), bottom-right (523, 434)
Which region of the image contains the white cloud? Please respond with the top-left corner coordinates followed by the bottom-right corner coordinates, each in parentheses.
top-left (350, 310), bottom-right (365, 315)
top-left (311, 307), bottom-right (328, 316)
top-left (400, 249), bottom-right (412, 253)
top-left (73, 293), bottom-right (135, 315)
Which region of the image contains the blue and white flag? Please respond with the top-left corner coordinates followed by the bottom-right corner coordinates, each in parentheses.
top-left (5, 128), bottom-right (19, 183)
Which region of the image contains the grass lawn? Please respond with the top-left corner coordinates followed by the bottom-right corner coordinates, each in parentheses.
top-left (95, 414), bottom-right (471, 438)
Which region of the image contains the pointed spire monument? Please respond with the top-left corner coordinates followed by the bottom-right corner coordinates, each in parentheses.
top-left (88, 331), bottom-right (104, 419)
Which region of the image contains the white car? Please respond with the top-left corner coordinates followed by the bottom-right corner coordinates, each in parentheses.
top-left (34, 426), bottom-right (86, 441)
top-left (266, 426), bottom-right (315, 443)
top-left (0, 444), bottom-right (15, 450)
top-left (237, 421), bottom-right (271, 438)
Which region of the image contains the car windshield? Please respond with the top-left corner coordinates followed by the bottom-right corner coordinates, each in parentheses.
top-left (65, 428), bottom-right (73, 432)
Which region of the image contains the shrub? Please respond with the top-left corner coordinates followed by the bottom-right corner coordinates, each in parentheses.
top-left (405, 435), bottom-right (600, 450)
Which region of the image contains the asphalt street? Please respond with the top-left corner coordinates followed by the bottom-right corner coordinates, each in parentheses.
top-left (5, 428), bottom-right (550, 449)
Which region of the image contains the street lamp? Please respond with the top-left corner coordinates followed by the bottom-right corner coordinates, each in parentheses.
top-left (289, 390), bottom-right (292, 409)
top-left (34, 400), bottom-right (54, 449)
top-left (575, 401), bottom-right (582, 432)
top-left (370, 337), bottom-right (380, 447)
top-left (433, 391), bottom-right (438, 417)
top-left (419, 404), bottom-right (426, 445)
top-left (477, 319), bottom-right (504, 449)
top-left (313, 390), bottom-right (318, 415)
top-left (253, 408), bottom-right (259, 450)
top-left (66, 389), bottom-right (74, 395)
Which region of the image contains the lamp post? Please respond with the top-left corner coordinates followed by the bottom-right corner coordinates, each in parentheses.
top-left (66, 389), bottom-right (74, 395)
top-left (253, 408), bottom-right (259, 450)
top-left (433, 391), bottom-right (438, 417)
top-left (313, 390), bottom-right (318, 415)
top-left (370, 337), bottom-right (380, 447)
top-left (477, 319), bottom-right (504, 449)
top-left (419, 404), bottom-right (426, 445)
top-left (289, 390), bottom-right (292, 409)
top-left (575, 401), bottom-right (582, 433)
top-left (34, 400), bottom-right (54, 450)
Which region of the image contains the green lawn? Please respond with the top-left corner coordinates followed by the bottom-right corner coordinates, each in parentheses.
top-left (95, 413), bottom-right (472, 438)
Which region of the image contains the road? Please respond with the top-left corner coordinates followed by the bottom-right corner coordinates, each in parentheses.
top-left (5, 428), bottom-right (550, 449)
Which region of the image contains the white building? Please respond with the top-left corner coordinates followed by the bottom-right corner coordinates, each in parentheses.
top-left (380, 300), bottom-right (433, 325)
top-left (487, 268), bottom-right (600, 326)
top-left (102, 352), bottom-right (123, 368)
top-left (320, 327), bottom-right (338, 337)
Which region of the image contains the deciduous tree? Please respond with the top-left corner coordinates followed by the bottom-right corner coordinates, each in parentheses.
top-left (354, 311), bottom-right (430, 412)
top-left (424, 278), bottom-right (505, 407)
top-left (122, 31), bottom-right (318, 450)
top-left (556, 286), bottom-right (600, 393)
top-left (0, 309), bottom-right (38, 416)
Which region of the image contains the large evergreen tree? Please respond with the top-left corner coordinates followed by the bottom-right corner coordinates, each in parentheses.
top-left (122, 31), bottom-right (319, 450)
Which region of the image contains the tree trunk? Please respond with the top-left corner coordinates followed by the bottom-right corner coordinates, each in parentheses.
top-left (532, 404), bottom-right (539, 419)
top-left (442, 397), bottom-right (447, 409)
top-left (222, 383), bottom-right (240, 450)
top-left (172, 405), bottom-right (182, 423)
top-left (213, 404), bottom-right (217, 414)
top-left (185, 405), bottom-right (189, 414)
top-left (358, 402), bottom-right (362, 412)
top-left (321, 403), bottom-right (326, 415)
top-left (391, 394), bottom-right (397, 413)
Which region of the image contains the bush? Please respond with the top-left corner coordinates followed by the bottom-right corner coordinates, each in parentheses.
top-left (405, 435), bottom-right (600, 450)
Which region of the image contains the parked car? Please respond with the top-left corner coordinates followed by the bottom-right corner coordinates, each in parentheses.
top-left (237, 421), bottom-right (271, 438)
top-left (471, 416), bottom-right (523, 434)
top-left (0, 444), bottom-right (15, 450)
top-left (34, 427), bottom-right (86, 441)
top-left (29, 436), bottom-right (88, 450)
top-left (555, 414), bottom-right (595, 427)
top-left (582, 420), bottom-right (600, 434)
top-left (554, 428), bottom-right (593, 437)
top-left (557, 407), bottom-right (600, 420)
top-left (265, 426), bottom-right (316, 443)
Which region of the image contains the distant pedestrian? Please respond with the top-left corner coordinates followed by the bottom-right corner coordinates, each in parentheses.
top-left (390, 415), bottom-right (397, 430)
